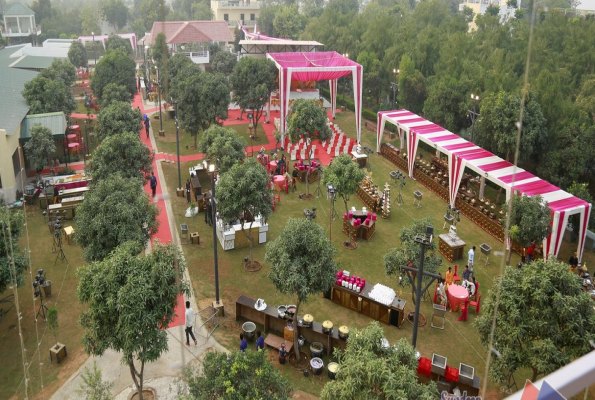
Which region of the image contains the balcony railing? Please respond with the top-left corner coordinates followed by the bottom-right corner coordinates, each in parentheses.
top-left (179, 51), bottom-right (210, 64)
top-left (216, 0), bottom-right (260, 8)
top-left (227, 19), bottom-right (256, 27)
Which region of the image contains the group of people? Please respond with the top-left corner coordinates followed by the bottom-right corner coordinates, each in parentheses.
top-left (239, 331), bottom-right (265, 352)
top-left (437, 261), bottom-right (479, 310)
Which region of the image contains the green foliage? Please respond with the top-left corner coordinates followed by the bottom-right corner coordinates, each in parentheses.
top-left (397, 55), bottom-right (427, 114)
top-left (57, 167), bottom-right (76, 176)
top-left (198, 126), bottom-right (246, 174)
top-left (47, 307), bottom-right (59, 342)
top-left (95, 101), bottom-right (142, 141)
top-left (151, 33), bottom-right (169, 70)
top-left (24, 124), bottom-right (56, 171)
top-left (422, 75), bottom-right (472, 133)
top-left (68, 41), bottom-right (89, 68)
top-left (105, 35), bottom-right (133, 56)
top-left (230, 57), bottom-right (278, 135)
top-left (476, 90), bottom-right (548, 163)
top-left (210, 51), bottom-right (237, 76)
top-left (87, 131), bottom-right (154, 184)
top-left (136, 0), bottom-right (171, 31)
top-left (22, 76), bottom-right (76, 116)
top-left (192, 2), bottom-right (213, 20)
top-left (273, 4), bottom-right (306, 40)
top-left (77, 242), bottom-right (189, 395)
top-left (184, 350), bottom-right (291, 399)
top-left (41, 56), bottom-right (76, 87)
top-left (383, 217), bottom-right (442, 301)
top-left (101, 0), bottom-right (128, 33)
top-left (0, 209), bottom-right (28, 294)
top-left (74, 174), bottom-right (159, 262)
top-left (167, 54), bottom-right (197, 101)
top-left (322, 154), bottom-right (366, 214)
top-left (475, 259), bottom-right (595, 383)
top-left (567, 182), bottom-right (595, 230)
top-left (91, 49), bottom-right (137, 100)
top-left (266, 218), bottom-right (337, 358)
top-left (99, 83), bottom-right (132, 108)
top-left (217, 158), bottom-right (273, 264)
top-left (178, 71), bottom-right (230, 148)
top-left (81, 4), bottom-right (101, 36)
top-left (75, 361), bottom-right (113, 400)
top-left (506, 194), bottom-right (551, 247)
top-left (321, 322), bottom-right (439, 399)
top-left (31, 0), bottom-right (52, 24)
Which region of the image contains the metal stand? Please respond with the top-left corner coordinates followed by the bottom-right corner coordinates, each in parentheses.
top-left (314, 178), bottom-right (323, 198)
top-left (195, 305), bottom-right (220, 341)
top-left (396, 185), bottom-right (404, 206)
top-left (330, 196), bottom-right (338, 221)
top-left (54, 232), bottom-right (67, 265)
top-left (36, 292), bottom-right (49, 322)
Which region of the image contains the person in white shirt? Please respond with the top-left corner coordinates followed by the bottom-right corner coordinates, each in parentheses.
top-left (462, 278), bottom-right (476, 296)
top-left (437, 279), bottom-right (448, 307)
top-left (468, 246), bottom-right (476, 277)
top-left (185, 301), bottom-right (197, 346)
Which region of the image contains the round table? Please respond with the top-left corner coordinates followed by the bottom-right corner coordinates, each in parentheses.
top-left (67, 134), bottom-right (78, 140)
top-left (269, 160), bottom-right (278, 172)
top-left (273, 175), bottom-right (285, 191)
top-left (69, 125), bottom-right (80, 133)
top-left (447, 284), bottom-right (469, 312)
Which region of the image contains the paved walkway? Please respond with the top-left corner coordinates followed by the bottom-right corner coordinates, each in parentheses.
top-left (51, 92), bottom-right (227, 399)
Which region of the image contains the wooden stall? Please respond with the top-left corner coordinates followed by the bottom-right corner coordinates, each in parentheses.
top-left (438, 234), bottom-right (466, 262)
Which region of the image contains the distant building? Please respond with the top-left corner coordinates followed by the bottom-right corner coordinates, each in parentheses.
top-left (211, 0), bottom-right (260, 35)
top-left (2, 3), bottom-right (41, 43)
top-left (460, 0), bottom-right (521, 30)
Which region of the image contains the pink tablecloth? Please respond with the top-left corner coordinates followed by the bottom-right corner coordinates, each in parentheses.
top-left (269, 161), bottom-right (278, 172)
top-left (447, 284), bottom-right (469, 312)
top-left (273, 175), bottom-right (285, 191)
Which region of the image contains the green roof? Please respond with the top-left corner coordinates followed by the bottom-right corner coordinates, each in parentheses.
top-left (0, 66), bottom-right (38, 135)
top-left (20, 112), bottom-right (67, 142)
top-left (4, 3), bottom-right (35, 16)
top-left (0, 45), bottom-right (26, 67)
top-left (10, 55), bottom-right (57, 70)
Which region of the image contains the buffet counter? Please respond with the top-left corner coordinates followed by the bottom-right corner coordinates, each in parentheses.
top-left (216, 216), bottom-right (268, 251)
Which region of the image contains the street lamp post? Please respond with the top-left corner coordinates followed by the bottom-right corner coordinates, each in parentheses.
top-left (209, 162), bottom-right (221, 306)
top-left (91, 32), bottom-right (96, 68)
top-left (390, 69), bottom-right (400, 134)
top-left (467, 93), bottom-right (480, 142)
top-left (342, 53), bottom-right (349, 107)
top-left (171, 98), bottom-right (182, 191)
top-left (84, 119), bottom-right (90, 156)
top-left (144, 45), bottom-right (147, 79)
top-left (156, 66), bottom-right (163, 136)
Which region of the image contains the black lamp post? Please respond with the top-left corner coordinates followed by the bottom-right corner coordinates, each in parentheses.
top-left (91, 32), bottom-right (96, 68)
top-left (171, 98), bottom-right (181, 190)
top-left (209, 162), bottom-right (221, 305)
top-left (144, 45), bottom-right (148, 80)
top-left (156, 65), bottom-right (163, 135)
top-left (84, 119), bottom-right (90, 156)
top-left (390, 69), bottom-right (400, 133)
top-left (467, 93), bottom-right (480, 142)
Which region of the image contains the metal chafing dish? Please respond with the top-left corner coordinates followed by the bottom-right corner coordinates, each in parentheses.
top-left (302, 314), bottom-right (314, 328)
top-left (338, 325), bottom-right (349, 340)
top-left (322, 320), bottom-right (333, 335)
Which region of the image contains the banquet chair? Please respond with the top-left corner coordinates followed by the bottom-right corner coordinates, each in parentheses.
top-left (469, 281), bottom-right (479, 301)
top-left (469, 292), bottom-right (481, 314)
top-left (452, 264), bottom-right (461, 284)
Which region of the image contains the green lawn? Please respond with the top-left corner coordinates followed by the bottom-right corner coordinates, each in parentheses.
top-left (227, 123), bottom-right (269, 147)
top-left (162, 109), bottom-right (595, 399)
top-left (74, 100), bottom-right (97, 115)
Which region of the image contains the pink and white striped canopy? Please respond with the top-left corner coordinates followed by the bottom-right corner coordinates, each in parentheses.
top-left (267, 52), bottom-right (363, 144)
top-left (376, 109), bottom-right (592, 262)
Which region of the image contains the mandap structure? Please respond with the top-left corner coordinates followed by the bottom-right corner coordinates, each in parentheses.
top-left (376, 109), bottom-right (593, 263)
top-left (266, 52), bottom-right (363, 145)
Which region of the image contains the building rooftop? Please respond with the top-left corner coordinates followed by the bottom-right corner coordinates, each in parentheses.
top-left (3, 3), bottom-right (35, 16)
top-left (149, 21), bottom-right (233, 44)
top-left (9, 55), bottom-right (60, 70)
top-left (20, 112), bottom-right (67, 141)
top-left (0, 66), bottom-right (38, 135)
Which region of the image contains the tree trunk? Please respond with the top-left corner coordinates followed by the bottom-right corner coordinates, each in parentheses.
top-left (243, 221), bottom-right (255, 265)
top-left (305, 141), bottom-right (312, 195)
top-left (294, 300), bottom-right (301, 363)
top-left (343, 197), bottom-right (349, 215)
top-left (139, 360), bottom-right (144, 400)
top-left (128, 357), bottom-right (143, 400)
top-left (531, 367), bottom-right (539, 383)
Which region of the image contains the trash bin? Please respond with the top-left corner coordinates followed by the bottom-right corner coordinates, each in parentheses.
top-left (43, 280), bottom-right (52, 298)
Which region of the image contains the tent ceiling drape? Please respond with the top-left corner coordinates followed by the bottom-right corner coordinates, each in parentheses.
top-left (266, 52), bottom-right (363, 144)
top-left (376, 109), bottom-right (592, 262)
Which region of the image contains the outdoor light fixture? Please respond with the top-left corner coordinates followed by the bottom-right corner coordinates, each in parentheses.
top-left (468, 93), bottom-right (481, 142)
top-left (209, 161), bottom-right (221, 306)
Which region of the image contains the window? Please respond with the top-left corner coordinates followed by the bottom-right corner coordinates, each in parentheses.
top-left (224, 14), bottom-right (229, 21)
top-left (240, 13), bottom-right (245, 21)
top-left (12, 150), bottom-right (20, 178)
top-left (250, 13), bottom-right (255, 20)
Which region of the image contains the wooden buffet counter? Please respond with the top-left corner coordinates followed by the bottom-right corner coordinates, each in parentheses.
top-left (330, 284), bottom-right (406, 328)
top-left (438, 233), bottom-right (466, 262)
top-left (235, 295), bottom-right (346, 356)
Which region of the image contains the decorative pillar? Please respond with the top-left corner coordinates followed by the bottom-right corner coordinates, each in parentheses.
top-left (479, 175), bottom-right (486, 199)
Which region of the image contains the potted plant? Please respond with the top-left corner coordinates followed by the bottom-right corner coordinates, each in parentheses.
top-left (47, 307), bottom-right (67, 363)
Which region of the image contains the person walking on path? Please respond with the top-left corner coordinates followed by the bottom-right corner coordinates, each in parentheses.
top-left (185, 301), bottom-right (197, 346)
top-left (144, 117), bottom-right (150, 139)
top-left (185, 179), bottom-right (191, 204)
top-left (150, 172), bottom-right (157, 198)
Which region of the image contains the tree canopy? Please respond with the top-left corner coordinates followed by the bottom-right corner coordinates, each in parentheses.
top-left (151, 33), bottom-right (170, 70)
top-left (99, 83), bottom-right (133, 108)
top-left (74, 174), bottom-right (159, 262)
top-left (216, 158), bottom-right (273, 266)
top-left (505, 194), bottom-right (551, 262)
top-left (198, 125), bottom-right (246, 174)
top-left (322, 154), bottom-right (366, 214)
top-left (68, 41), bottom-right (88, 68)
top-left (91, 49), bottom-right (137, 100)
top-left (87, 131), bottom-right (154, 184)
top-left (22, 76), bottom-right (76, 116)
top-left (475, 259), bottom-right (595, 383)
top-left (0, 209), bottom-right (28, 295)
top-left (210, 51), bottom-right (237, 76)
top-left (77, 241), bottom-right (189, 398)
top-left (266, 218), bottom-right (337, 361)
top-left (101, 0), bottom-right (128, 33)
top-left (321, 322), bottom-right (439, 399)
top-left (182, 350), bottom-right (291, 399)
top-left (39, 58), bottom-right (77, 87)
top-left (105, 34), bottom-right (133, 56)
top-left (24, 124), bottom-right (56, 171)
top-left (95, 101), bottom-right (142, 141)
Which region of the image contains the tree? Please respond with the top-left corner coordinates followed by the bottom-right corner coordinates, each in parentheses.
top-left (77, 242), bottom-right (189, 399)
top-left (167, 54), bottom-right (196, 100)
top-left (192, 2), bottom-right (213, 20)
top-left (266, 218), bottom-right (337, 363)
top-left (178, 72), bottom-right (230, 148)
top-left (91, 49), bottom-right (137, 100)
top-left (475, 259), bottom-right (595, 384)
top-left (75, 361), bottom-right (113, 400)
top-left (105, 34), bottom-right (133, 56)
top-left (198, 125), bottom-right (247, 174)
top-left (40, 58), bottom-right (77, 87)
top-left (322, 154), bottom-right (365, 214)
top-left (102, 0), bottom-right (128, 33)
top-left (68, 41), bottom-right (88, 68)
top-left (504, 194), bottom-right (551, 264)
top-left (95, 101), bottom-right (142, 141)
top-left (286, 99), bottom-right (332, 196)
top-left (320, 322), bottom-right (439, 400)
top-left (81, 3), bottom-right (101, 36)
top-left (74, 174), bottom-right (159, 262)
top-left (567, 182), bottom-right (595, 231)
top-left (31, 0), bottom-right (52, 24)
top-left (217, 159), bottom-right (273, 268)
top-left (22, 76), bottom-right (76, 116)
top-left (99, 83), bottom-right (133, 108)
top-left (210, 51), bottom-right (237, 77)
top-left (397, 54), bottom-right (427, 115)
top-left (151, 33), bottom-right (169, 70)
top-left (24, 124), bottom-right (56, 172)
top-left (422, 75), bottom-right (472, 134)
top-left (183, 350), bottom-right (291, 399)
top-left (273, 4), bottom-right (305, 40)
top-left (230, 57), bottom-right (277, 141)
top-left (383, 217), bottom-right (442, 304)
top-left (137, 0), bottom-right (171, 31)
top-left (0, 209), bottom-right (28, 295)
top-left (87, 131), bottom-right (154, 184)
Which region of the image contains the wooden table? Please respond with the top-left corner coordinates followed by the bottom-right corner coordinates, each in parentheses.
top-left (438, 234), bottom-right (466, 262)
top-left (59, 186), bottom-right (89, 199)
top-left (330, 284), bottom-right (406, 328)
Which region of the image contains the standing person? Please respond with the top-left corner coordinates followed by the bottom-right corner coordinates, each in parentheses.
top-left (468, 246), bottom-right (476, 277)
top-left (150, 172), bottom-right (157, 198)
top-left (53, 184), bottom-right (60, 204)
top-left (144, 117), bottom-right (150, 139)
top-left (185, 301), bottom-right (197, 346)
top-left (204, 197), bottom-right (210, 225)
top-left (239, 333), bottom-right (247, 352)
top-left (445, 267), bottom-right (453, 289)
top-left (462, 265), bottom-right (471, 282)
top-left (526, 241), bottom-right (534, 264)
top-left (256, 330), bottom-right (264, 351)
top-left (185, 179), bottom-right (191, 204)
